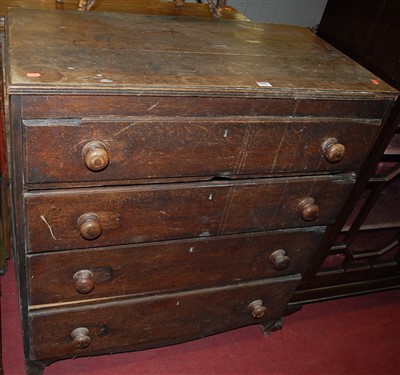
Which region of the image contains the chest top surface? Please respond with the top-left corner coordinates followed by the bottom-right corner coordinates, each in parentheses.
top-left (5, 8), bottom-right (398, 98)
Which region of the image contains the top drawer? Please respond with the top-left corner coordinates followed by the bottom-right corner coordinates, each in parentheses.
top-left (23, 116), bottom-right (379, 185)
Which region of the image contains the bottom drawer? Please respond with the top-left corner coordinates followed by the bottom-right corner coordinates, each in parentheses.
top-left (30, 276), bottom-right (300, 360)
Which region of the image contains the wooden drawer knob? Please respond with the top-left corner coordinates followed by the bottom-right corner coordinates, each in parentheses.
top-left (270, 249), bottom-right (290, 271)
top-left (297, 197), bottom-right (320, 221)
top-left (78, 213), bottom-right (102, 240)
top-left (248, 300), bottom-right (267, 319)
top-left (321, 137), bottom-right (346, 163)
top-left (71, 327), bottom-right (91, 349)
top-left (83, 141), bottom-right (109, 172)
top-left (73, 270), bottom-right (95, 294)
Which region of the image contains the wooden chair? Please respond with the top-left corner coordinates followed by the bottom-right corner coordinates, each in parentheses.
top-left (174, 0), bottom-right (227, 19)
top-left (56, 0), bottom-right (228, 19)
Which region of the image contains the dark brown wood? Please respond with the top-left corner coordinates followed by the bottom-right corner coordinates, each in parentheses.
top-left (270, 249), bottom-right (291, 271)
top-left (28, 228), bottom-right (324, 306)
top-left (259, 319), bottom-right (283, 336)
top-left (0, 279), bottom-right (2, 375)
top-left (0, 34), bottom-right (11, 267)
top-left (317, 0), bottom-right (400, 91)
top-left (20, 95), bottom-right (393, 119)
top-left (29, 277), bottom-right (300, 361)
top-left (291, 0), bottom-right (400, 304)
top-left (77, 213), bottom-right (102, 241)
top-left (25, 176), bottom-right (354, 253)
top-left (23, 116), bottom-right (381, 185)
top-left (321, 137), bottom-right (346, 163)
top-left (82, 141), bottom-right (109, 172)
top-left (2, 8), bottom-right (398, 375)
top-left (297, 197), bottom-right (320, 222)
top-left (24, 361), bottom-right (46, 375)
top-left (5, 9), bottom-right (396, 98)
top-left (248, 300), bottom-right (267, 318)
top-left (70, 327), bottom-right (91, 349)
top-left (73, 270), bottom-right (95, 294)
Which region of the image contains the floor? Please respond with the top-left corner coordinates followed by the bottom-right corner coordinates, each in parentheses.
top-left (1, 261), bottom-right (399, 375)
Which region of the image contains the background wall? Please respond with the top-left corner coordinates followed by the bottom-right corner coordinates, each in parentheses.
top-left (230, 0), bottom-right (327, 26)
top-left (188, 0), bottom-right (328, 27)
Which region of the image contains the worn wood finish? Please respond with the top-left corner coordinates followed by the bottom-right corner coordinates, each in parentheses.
top-left (25, 176), bottom-right (354, 252)
top-left (24, 117), bottom-right (380, 184)
top-left (28, 228), bottom-right (324, 306)
top-left (290, 0), bottom-right (400, 304)
top-left (21, 95), bottom-right (392, 119)
top-left (6, 9), bottom-right (395, 97)
top-left (3, 8), bottom-right (398, 375)
top-left (29, 276), bottom-right (300, 361)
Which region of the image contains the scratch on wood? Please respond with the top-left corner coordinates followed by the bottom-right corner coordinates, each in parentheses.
top-left (292, 99), bottom-right (300, 116)
top-left (113, 123), bottom-right (140, 138)
top-left (237, 24), bottom-right (264, 31)
top-left (40, 215), bottom-right (58, 241)
top-left (147, 102), bottom-right (160, 112)
top-left (233, 125), bottom-right (252, 175)
top-left (42, 162), bottom-right (64, 182)
top-left (306, 178), bottom-right (317, 200)
top-left (270, 123), bottom-right (289, 172)
top-left (67, 141), bottom-right (87, 154)
top-left (217, 187), bottom-right (235, 235)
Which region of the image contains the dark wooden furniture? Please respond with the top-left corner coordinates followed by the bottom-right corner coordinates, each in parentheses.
top-left (3, 8), bottom-right (398, 375)
top-left (0, 34), bottom-right (6, 275)
top-left (0, 0), bottom-right (248, 272)
top-left (0, 4), bottom-right (247, 374)
top-left (1, 0), bottom-right (248, 21)
top-left (71, 0), bottom-right (228, 19)
top-left (291, 0), bottom-right (400, 304)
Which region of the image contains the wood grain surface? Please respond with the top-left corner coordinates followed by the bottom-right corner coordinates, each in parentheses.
top-left (5, 8), bottom-right (397, 97)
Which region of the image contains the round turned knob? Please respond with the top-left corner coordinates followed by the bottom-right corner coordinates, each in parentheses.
top-left (83, 141), bottom-right (109, 172)
top-left (73, 270), bottom-right (95, 294)
top-left (321, 137), bottom-right (346, 163)
top-left (270, 249), bottom-right (290, 271)
top-left (71, 327), bottom-right (91, 349)
top-left (78, 213), bottom-right (102, 240)
top-left (248, 300), bottom-right (267, 319)
top-left (297, 197), bottom-right (320, 221)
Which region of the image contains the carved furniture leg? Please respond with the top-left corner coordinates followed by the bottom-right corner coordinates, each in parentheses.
top-left (259, 319), bottom-right (283, 337)
top-left (207, 0), bottom-right (227, 19)
top-left (78, 0), bottom-right (96, 11)
top-left (25, 360), bottom-right (46, 375)
top-left (174, 0), bottom-right (227, 19)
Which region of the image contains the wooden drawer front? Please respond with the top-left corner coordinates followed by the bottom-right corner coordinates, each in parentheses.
top-left (23, 117), bottom-right (378, 184)
top-left (21, 95), bottom-right (393, 120)
top-left (28, 227), bottom-right (324, 306)
top-left (29, 276), bottom-right (300, 360)
top-left (25, 175), bottom-right (354, 253)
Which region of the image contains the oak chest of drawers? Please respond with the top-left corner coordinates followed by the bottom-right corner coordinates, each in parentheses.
top-left (3, 8), bottom-right (398, 374)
